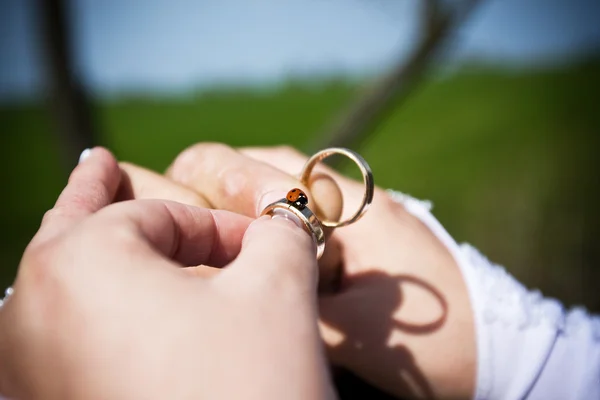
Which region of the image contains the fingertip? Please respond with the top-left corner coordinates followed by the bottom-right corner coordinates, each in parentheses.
top-left (93, 147), bottom-right (119, 168)
top-left (78, 148), bottom-right (92, 164)
top-left (240, 214), bottom-right (318, 273)
top-left (244, 214), bottom-right (312, 249)
top-left (256, 191), bottom-right (285, 217)
top-left (212, 212), bottom-right (321, 296)
top-left (35, 147), bottom-right (122, 242)
top-left (77, 146), bottom-right (116, 165)
top-left (242, 215), bottom-right (275, 246)
top-left (72, 147), bottom-right (120, 184)
top-left (57, 146), bottom-right (121, 215)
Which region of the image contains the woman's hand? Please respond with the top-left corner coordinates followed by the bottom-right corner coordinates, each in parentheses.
top-left (121, 143), bottom-right (477, 399)
top-left (0, 148), bottom-right (335, 400)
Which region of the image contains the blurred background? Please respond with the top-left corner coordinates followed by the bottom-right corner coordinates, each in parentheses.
top-left (1, 0), bottom-right (599, 361)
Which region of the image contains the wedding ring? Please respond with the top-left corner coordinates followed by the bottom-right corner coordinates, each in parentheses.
top-left (299, 147), bottom-right (374, 228)
top-left (261, 188), bottom-right (325, 259)
top-left (259, 147), bottom-right (373, 260)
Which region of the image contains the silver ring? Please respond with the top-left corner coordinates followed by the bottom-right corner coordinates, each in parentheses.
top-left (260, 194), bottom-right (325, 259)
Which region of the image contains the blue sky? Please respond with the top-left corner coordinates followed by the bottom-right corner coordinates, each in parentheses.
top-left (1, 0), bottom-right (599, 100)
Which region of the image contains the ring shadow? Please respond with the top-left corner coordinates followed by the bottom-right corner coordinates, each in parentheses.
top-left (322, 270), bottom-right (448, 400)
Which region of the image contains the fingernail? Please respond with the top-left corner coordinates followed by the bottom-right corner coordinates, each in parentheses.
top-left (272, 210), bottom-right (304, 229)
top-left (256, 190), bottom-right (286, 216)
top-left (254, 215), bottom-right (271, 223)
top-left (78, 148), bottom-right (92, 164)
top-left (272, 214), bottom-right (318, 255)
top-left (244, 215), bottom-right (271, 239)
top-left (247, 215), bottom-right (271, 228)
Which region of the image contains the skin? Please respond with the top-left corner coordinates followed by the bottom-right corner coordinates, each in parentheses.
top-left (0, 148), bottom-right (336, 400)
top-left (120, 143), bottom-right (477, 399)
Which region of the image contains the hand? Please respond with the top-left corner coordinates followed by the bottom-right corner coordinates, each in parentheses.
top-left (0, 148), bottom-right (335, 400)
top-left (121, 143), bottom-right (476, 399)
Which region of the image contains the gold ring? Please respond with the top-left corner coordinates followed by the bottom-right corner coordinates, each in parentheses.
top-left (258, 148), bottom-right (373, 260)
top-left (299, 147), bottom-right (374, 228)
top-left (260, 188), bottom-right (325, 259)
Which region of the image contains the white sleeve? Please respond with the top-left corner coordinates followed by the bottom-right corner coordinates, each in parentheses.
top-left (387, 190), bottom-right (600, 400)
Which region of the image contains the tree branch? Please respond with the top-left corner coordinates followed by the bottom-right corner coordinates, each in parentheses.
top-left (308, 0), bottom-right (483, 154)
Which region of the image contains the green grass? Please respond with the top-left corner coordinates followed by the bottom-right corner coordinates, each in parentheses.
top-left (1, 61), bottom-right (599, 309)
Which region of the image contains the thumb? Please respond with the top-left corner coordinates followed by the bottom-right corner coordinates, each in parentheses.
top-left (226, 215), bottom-right (319, 292)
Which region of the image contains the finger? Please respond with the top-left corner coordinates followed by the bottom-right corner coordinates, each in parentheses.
top-left (167, 144), bottom-right (345, 289)
top-left (100, 199), bottom-right (252, 267)
top-left (222, 215), bottom-right (319, 291)
top-left (240, 146), bottom-right (307, 175)
top-left (241, 146), bottom-right (390, 220)
top-left (167, 143), bottom-right (343, 291)
top-left (166, 143), bottom-right (343, 222)
top-left (36, 147), bottom-right (121, 243)
top-left (118, 162), bottom-right (212, 207)
top-left (240, 145), bottom-right (363, 215)
top-left (239, 146), bottom-right (398, 293)
top-left (240, 146), bottom-right (358, 291)
top-left (240, 146), bottom-right (366, 199)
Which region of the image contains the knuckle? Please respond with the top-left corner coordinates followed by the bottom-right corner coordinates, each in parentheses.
top-left (217, 163), bottom-right (250, 199)
top-left (21, 241), bottom-right (52, 269)
top-left (170, 142), bottom-right (235, 180)
top-left (41, 205), bottom-right (77, 227)
top-left (41, 207), bottom-right (62, 225)
top-left (18, 242), bottom-right (63, 299)
top-left (274, 145), bottom-right (306, 160)
top-left (187, 142), bottom-right (233, 159)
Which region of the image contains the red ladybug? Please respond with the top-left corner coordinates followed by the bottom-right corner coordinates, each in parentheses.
top-left (286, 188), bottom-right (308, 208)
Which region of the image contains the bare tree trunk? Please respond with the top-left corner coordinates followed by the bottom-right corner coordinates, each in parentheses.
top-left (309, 0), bottom-right (482, 153)
top-left (39, 0), bottom-right (99, 172)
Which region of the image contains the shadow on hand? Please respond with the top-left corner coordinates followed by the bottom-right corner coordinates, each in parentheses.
top-left (323, 270), bottom-right (448, 400)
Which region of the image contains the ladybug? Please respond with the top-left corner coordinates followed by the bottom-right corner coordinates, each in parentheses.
top-left (286, 188), bottom-right (309, 209)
